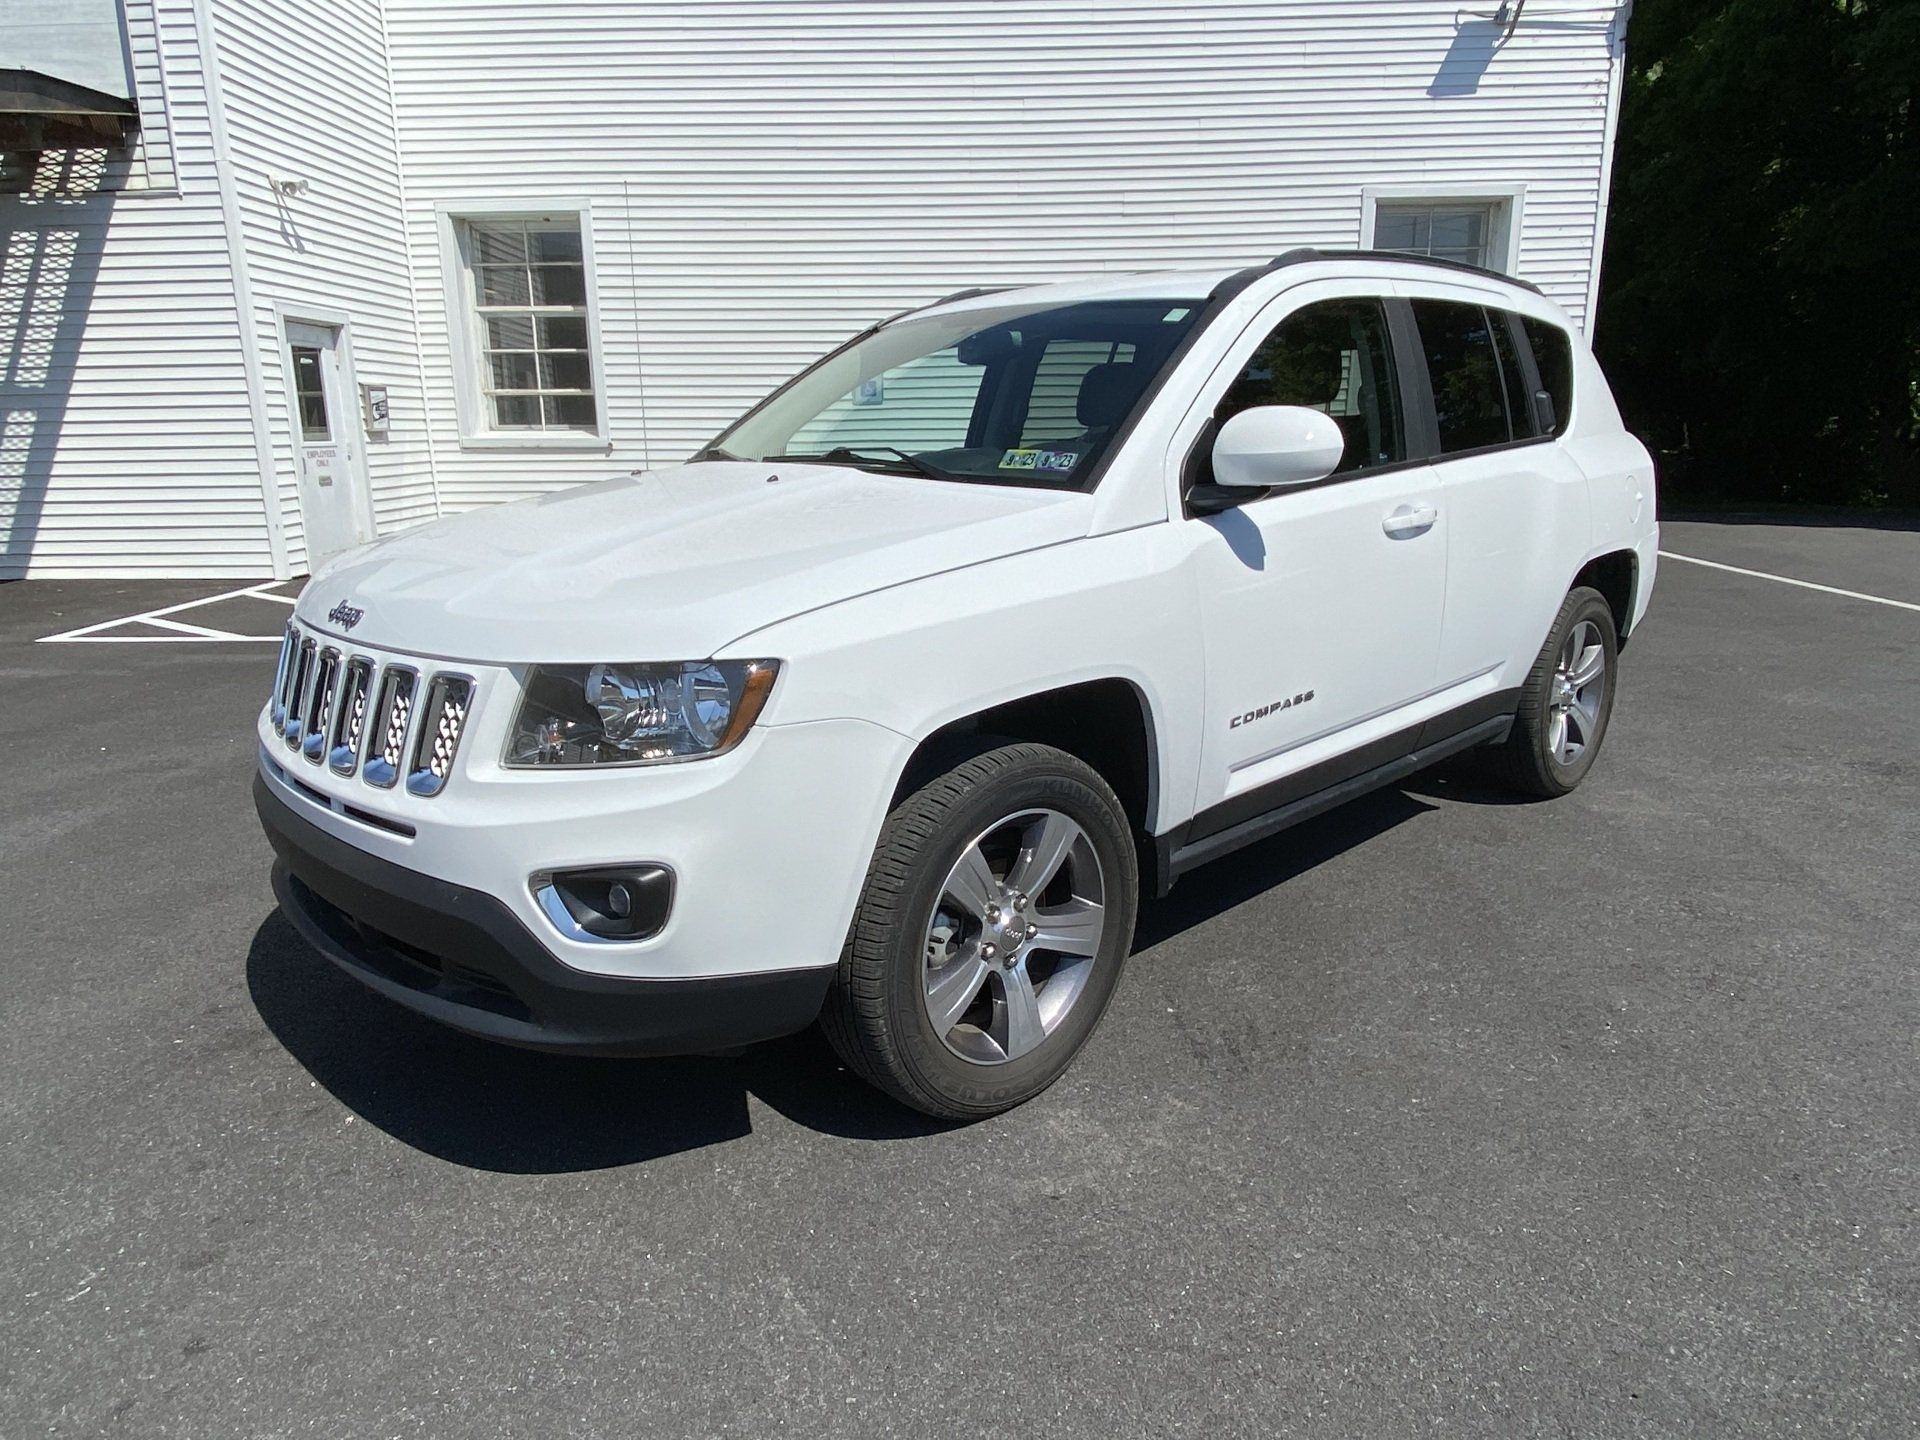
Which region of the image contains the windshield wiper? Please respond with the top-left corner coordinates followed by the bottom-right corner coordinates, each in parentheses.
top-left (764, 446), bottom-right (956, 482)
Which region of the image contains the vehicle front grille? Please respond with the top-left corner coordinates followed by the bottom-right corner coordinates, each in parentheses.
top-left (269, 624), bottom-right (474, 797)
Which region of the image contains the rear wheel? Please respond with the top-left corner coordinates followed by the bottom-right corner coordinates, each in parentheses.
top-left (1487, 586), bottom-right (1618, 798)
top-left (822, 742), bottom-right (1138, 1119)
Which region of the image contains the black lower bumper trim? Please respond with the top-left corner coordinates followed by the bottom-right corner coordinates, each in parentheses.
top-left (255, 774), bottom-right (832, 1057)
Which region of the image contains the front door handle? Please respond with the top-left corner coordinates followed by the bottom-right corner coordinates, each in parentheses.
top-left (1382, 503), bottom-right (1438, 539)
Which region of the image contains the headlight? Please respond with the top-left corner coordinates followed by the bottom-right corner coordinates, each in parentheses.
top-left (506, 659), bottom-right (779, 767)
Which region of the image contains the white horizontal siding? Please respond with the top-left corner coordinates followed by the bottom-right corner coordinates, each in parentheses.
top-left (209, 0), bottom-right (436, 574)
top-left (8, 0), bottom-right (1626, 577)
top-left (1, 0), bottom-right (272, 580)
top-left (384, 0), bottom-right (1626, 511)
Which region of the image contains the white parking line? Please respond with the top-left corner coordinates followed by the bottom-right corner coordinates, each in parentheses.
top-left (39, 581), bottom-right (297, 643)
top-left (1659, 551), bottom-right (1920, 614)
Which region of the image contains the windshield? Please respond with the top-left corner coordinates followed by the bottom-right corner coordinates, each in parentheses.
top-left (710, 298), bottom-right (1204, 489)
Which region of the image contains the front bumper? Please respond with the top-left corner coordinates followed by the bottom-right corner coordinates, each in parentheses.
top-left (258, 776), bottom-right (833, 1056)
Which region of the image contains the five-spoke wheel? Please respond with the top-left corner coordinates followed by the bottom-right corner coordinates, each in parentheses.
top-left (822, 743), bottom-right (1137, 1119)
top-left (922, 809), bottom-right (1108, 1065)
top-left (1490, 585), bottom-right (1620, 797)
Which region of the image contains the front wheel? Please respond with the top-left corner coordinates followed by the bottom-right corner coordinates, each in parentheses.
top-left (821, 742), bottom-right (1138, 1119)
top-left (1488, 585), bottom-right (1619, 798)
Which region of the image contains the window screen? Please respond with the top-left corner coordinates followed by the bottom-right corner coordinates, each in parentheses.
top-left (462, 217), bottom-right (597, 432)
top-left (1519, 316), bottom-right (1574, 436)
top-left (1214, 298), bottom-right (1405, 476)
top-left (1375, 203), bottom-right (1499, 269)
top-left (1411, 299), bottom-right (1512, 453)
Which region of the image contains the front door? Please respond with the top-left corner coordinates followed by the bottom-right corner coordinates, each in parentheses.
top-left (285, 320), bottom-right (370, 572)
top-left (1184, 289), bottom-right (1448, 836)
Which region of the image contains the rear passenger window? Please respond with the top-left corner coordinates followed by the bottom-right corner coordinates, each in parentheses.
top-left (1489, 314), bottom-right (1537, 439)
top-left (1410, 299), bottom-right (1511, 453)
top-left (1214, 297), bottom-right (1406, 476)
top-left (1519, 315), bottom-right (1574, 436)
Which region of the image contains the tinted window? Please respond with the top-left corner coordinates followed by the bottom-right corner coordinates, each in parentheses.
top-left (1411, 299), bottom-right (1511, 453)
top-left (1519, 315), bottom-right (1574, 436)
top-left (1489, 312), bottom-right (1537, 439)
top-left (1215, 298), bottom-right (1405, 476)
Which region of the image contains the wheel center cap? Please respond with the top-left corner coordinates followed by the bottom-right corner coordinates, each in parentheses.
top-left (988, 893), bottom-right (1029, 954)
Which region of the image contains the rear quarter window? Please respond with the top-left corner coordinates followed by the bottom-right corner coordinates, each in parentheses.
top-left (1518, 315), bottom-right (1575, 437)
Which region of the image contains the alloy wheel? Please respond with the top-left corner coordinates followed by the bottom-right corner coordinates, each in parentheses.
top-left (1548, 618), bottom-right (1607, 766)
top-left (920, 808), bottom-right (1108, 1065)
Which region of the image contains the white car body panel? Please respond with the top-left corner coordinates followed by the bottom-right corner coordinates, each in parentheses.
top-left (302, 461), bottom-right (1095, 663)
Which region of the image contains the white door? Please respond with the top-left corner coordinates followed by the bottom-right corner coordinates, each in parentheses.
top-left (286, 320), bottom-right (370, 572)
top-left (1184, 290), bottom-right (1447, 835)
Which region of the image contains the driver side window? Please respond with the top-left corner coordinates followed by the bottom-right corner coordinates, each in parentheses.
top-left (1214, 297), bottom-right (1407, 478)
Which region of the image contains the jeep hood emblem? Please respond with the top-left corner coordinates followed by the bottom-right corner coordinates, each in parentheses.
top-left (327, 599), bottom-right (365, 632)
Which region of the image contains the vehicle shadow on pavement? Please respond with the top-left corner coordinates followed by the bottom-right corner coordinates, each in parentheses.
top-left (245, 769), bottom-right (1490, 1173)
top-left (245, 911), bottom-right (954, 1174)
top-left (1132, 785), bottom-right (1440, 951)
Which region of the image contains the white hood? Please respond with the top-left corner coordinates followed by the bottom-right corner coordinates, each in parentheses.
top-left (296, 461), bottom-right (1093, 662)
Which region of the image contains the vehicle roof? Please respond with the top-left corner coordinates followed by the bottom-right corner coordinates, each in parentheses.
top-left (910, 248), bottom-right (1548, 323)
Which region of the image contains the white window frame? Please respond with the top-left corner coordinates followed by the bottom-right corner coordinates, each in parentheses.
top-left (436, 198), bottom-right (612, 450)
top-left (1360, 184), bottom-right (1527, 275)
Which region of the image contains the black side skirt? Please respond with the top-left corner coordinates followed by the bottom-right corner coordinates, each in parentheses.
top-left (1151, 689), bottom-right (1519, 892)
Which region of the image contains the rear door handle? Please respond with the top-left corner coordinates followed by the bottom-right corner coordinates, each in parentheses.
top-left (1382, 503), bottom-right (1438, 539)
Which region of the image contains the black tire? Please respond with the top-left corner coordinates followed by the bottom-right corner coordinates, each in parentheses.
top-left (821, 741), bottom-right (1139, 1120)
top-left (1487, 585), bottom-right (1619, 798)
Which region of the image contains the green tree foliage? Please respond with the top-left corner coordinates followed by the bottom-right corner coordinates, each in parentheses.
top-left (1596, 0), bottom-right (1920, 507)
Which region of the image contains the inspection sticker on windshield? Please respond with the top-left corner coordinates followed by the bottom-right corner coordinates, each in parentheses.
top-left (999, 448), bottom-right (1079, 473)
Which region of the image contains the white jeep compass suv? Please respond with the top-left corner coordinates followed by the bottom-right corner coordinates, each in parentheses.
top-left (257, 249), bottom-right (1657, 1118)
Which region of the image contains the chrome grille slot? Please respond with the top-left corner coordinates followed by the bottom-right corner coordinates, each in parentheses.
top-left (282, 638), bottom-right (316, 749)
top-left (301, 648), bottom-right (340, 763)
top-left (363, 667), bottom-right (418, 790)
top-left (406, 674), bottom-right (474, 798)
top-left (329, 657), bottom-right (374, 774)
top-left (269, 626), bottom-right (297, 728)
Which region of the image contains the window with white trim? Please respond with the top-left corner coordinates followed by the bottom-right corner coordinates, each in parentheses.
top-left (449, 211), bottom-right (603, 437)
top-left (1373, 202), bottom-right (1502, 270)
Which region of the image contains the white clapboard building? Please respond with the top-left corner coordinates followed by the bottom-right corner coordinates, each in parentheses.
top-left (2, 0), bottom-right (1632, 579)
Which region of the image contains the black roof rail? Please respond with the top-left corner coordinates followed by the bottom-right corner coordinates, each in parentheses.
top-left (1210, 246), bottom-right (1543, 301)
top-left (1227, 246), bottom-right (1544, 295)
top-left (931, 284), bottom-right (1018, 308)
top-left (866, 284), bottom-right (1021, 334)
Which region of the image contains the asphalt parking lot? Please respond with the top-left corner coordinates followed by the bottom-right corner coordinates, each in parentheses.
top-left (2, 517), bottom-right (1915, 1437)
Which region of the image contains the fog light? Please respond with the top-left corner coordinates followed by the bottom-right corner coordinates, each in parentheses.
top-left (534, 865), bottom-right (673, 943)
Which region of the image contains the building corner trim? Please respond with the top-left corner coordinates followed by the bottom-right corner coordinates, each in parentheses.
top-left (192, 0), bottom-right (292, 580)
top-left (1585, 0), bottom-right (1634, 336)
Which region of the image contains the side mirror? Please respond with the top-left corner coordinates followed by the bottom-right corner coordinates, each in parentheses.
top-left (1211, 405), bottom-right (1346, 490)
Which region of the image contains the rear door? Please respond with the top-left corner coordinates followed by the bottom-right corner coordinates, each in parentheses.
top-left (1180, 283), bottom-right (1448, 837)
top-left (1403, 294), bottom-right (1593, 702)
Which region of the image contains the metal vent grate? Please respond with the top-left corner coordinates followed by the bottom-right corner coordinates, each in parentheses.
top-left (363, 667), bottom-right (418, 790)
top-left (301, 648), bottom-right (340, 763)
top-left (328, 657), bottom-right (374, 775)
top-left (270, 626), bottom-right (298, 729)
top-left (281, 637), bottom-right (316, 750)
top-left (264, 626), bottom-right (472, 799)
top-left (407, 675), bottom-right (474, 798)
